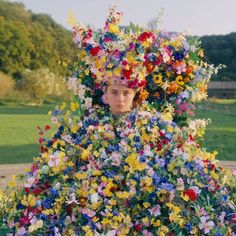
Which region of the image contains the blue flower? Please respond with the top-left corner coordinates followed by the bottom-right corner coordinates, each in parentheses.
top-left (43, 199), bottom-right (52, 209)
top-left (185, 223), bottom-right (193, 231)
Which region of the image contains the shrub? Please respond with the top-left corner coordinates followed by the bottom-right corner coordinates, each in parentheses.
top-left (0, 71), bottom-right (15, 99)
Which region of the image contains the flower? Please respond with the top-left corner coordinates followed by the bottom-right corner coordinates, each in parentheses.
top-left (199, 216), bottom-right (214, 234)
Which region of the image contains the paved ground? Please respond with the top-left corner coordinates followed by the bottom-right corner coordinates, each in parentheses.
top-left (0, 161), bottom-right (235, 189)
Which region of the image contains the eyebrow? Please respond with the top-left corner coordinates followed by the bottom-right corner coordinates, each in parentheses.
top-left (110, 89), bottom-right (131, 92)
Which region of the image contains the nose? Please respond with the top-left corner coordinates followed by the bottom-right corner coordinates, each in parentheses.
top-left (117, 94), bottom-right (125, 103)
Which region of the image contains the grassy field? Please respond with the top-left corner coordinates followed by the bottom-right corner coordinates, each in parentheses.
top-left (0, 103), bottom-right (56, 164)
top-left (0, 99), bottom-right (235, 164)
top-left (195, 99), bottom-right (236, 161)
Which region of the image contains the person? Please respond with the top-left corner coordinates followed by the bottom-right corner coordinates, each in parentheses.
top-left (0, 5), bottom-right (235, 236)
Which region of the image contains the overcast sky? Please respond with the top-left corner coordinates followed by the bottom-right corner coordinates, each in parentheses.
top-left (9, 0), bottom-right (236, 36)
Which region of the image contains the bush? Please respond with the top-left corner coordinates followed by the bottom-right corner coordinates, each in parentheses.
top-left (0, 71), bottom-right (15, 99)
top-left (21, 68), bottom-right (69, 104)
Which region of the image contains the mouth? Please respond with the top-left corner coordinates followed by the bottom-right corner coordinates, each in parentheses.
top-left (116, 105), bottom-right (125, 108)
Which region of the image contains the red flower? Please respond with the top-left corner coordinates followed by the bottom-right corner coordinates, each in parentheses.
top-left (210, 163), bottom-right (215, 170)
top-left (122, 69), bottom-right (133, 80)
top-left (39, 137), bottom-right (44, 144)
top-left (135, 223), bottom-right (142, 232)
top-left (138, 32), bottom-right (155, 42)
top-left (138, 79), bottom-right (146, 88)
top-left (44, 125), bottom-right (51, 131)
top-left (128, 79), bottom-right (139, 88)
top-left (90, 46), bottom-right (100, 56)
top-left (33, 187), bottom-right (42, 195)
top-left (184, 188), bottom-right (198, 201)
top-left (19, 216), bottom-right (31, 225)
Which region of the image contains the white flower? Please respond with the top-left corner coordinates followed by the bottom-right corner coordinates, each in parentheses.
top-left (77, 84), bottom-right (87, 99)
top-left (24, 176), bottom-right (35, 188)
top-left (67, 77), bottom-right (78, 93)
top-left (90, 193), bottom-right (99, 204)
top-left (82, 97), bottom-right (93, 109)
top-left (66, 193), bottom-right (79, 205)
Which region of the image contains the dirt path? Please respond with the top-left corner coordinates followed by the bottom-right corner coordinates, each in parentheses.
top-left (0, 161), bottom-right (235, 189)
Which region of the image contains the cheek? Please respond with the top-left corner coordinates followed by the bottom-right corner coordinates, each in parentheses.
top-left (105, 94), bottom-right (115, 106)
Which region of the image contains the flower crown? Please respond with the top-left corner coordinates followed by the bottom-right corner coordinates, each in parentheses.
top-left (70, 5), bottom-right (156, 91)
top-left (67, 6), bottom-right (219, 123)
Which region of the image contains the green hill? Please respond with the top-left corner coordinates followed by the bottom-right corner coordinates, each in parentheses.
top-left (0, 0), bottom-right (76, 80)
top-left (201, 32), bottom-right (236, 81)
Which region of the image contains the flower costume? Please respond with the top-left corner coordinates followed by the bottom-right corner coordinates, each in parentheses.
top-left (0, 6), bottom-right (235, 236)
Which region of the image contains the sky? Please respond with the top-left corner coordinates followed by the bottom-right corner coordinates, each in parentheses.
top-left (9, 0), bottom-right (236, 36)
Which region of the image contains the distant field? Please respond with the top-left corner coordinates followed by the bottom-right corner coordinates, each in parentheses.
top-left (195, 99), bottom-right (236, 161)
top-left (0, 100), bottom-right (235, 164)
top-left (0, 104), bottom-right (56, 164)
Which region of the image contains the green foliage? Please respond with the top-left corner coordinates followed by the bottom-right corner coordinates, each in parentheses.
top-left (0, 72), bottom-right (15, 99)
top-left (0, 0), bottom-right (76, 79)
top-left (20, 68), bottom-right (69, 104)
top-left (201, 32), bottom-right (236, 81)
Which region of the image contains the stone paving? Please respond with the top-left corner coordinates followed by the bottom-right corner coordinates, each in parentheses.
top-left (0, 161), bottom-right (235, 189)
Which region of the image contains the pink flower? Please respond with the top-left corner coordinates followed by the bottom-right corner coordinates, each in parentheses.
top-left (199, 216), bottom-right (214, 234)
top-left (148, 205), bottom-right (161, 217)
top-left (48, 152), bottom-right (60, 167)
top-left (142, 230), bottom-right (154, 236)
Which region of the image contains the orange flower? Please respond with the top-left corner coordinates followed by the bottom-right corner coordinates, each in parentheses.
top-left (153, 92), bottom-right (160, 98)
top-left (186, 65), bottom-right (193, 74)
top-left (167, 82), bottom-right (178, 94)
top-left (136, 89), bottom-right (149, 104)
top-left (184, 77), bottom-right (190, 83)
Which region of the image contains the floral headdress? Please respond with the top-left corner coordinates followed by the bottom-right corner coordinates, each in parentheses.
top-left (67, 5), bottom-right (220, 123)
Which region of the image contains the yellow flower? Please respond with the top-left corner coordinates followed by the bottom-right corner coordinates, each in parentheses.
top-left (109, 24), bottom-right (119, 34)
top-left (152, 219), bottom-right (161, 227)
top-left (114, 67), bottom-right (122, 76)
top-left (42, 209), bottom-right (54, 215)
top-left (198, 49), bottom-right (204, 57)
top-left (109, 199), bottom-right (117, 205)
top-left (158, 226), bottom-right (169, 236)
top-left (168, 162), bottom-right (175, 172)
top-left (93, 151), bottom-right (100, 158)
top-left (142, 216), bottom-right (149, 224)
top-left (81, 145), bottom-right (92, 161)
top-left (70, 102), bottom-right (79, 112)
top-left (28, 220), bottom-right (43, 233)
top-left (143, 176), bottom-right (153, 187)
top-left (92, 170), bottom-right (102, 176)
top-left (60, 102), bottom-right (67, 110)
top-left (176, 75), bottom-right (185, 85)
top-left (143, 202), bottom-right (150, 208)
top-left (126, 153), bottom-right (146, 172)
top-left (75, 172), bottom-right (88, 180)
top-left (106, 71), bottom-right (113, 78)
top-left (116, 191), bottom-right (130, 199)
top-left (101, 217), bottom-right (111, 225)
top-left (153, 74), bottom-right (163, 85)
top-left (210, 171), bottom-right (219, 180)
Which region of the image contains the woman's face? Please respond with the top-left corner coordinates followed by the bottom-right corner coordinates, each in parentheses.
top-left (105, 84), bottom-right (136, 115)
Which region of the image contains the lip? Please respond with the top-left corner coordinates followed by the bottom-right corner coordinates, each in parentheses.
top-left (116, 105), bottom-right (125, 107)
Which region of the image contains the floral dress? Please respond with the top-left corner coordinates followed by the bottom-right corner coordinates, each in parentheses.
top-left (1, 104), bottom-right (236, 236)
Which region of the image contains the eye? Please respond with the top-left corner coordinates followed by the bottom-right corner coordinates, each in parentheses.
top-left (111, 91), bottom-right (118, 95)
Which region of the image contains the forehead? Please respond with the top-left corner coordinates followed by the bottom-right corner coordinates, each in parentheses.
top-left (107, 84), bottom-right (134, 92)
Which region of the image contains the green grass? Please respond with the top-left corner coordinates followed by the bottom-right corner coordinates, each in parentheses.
top-left (0, 104), bottom-right (56, 164)
top-left (0, 100), bottom-right (235, 164)
top-left (195, 99), bottom-right (236, 161)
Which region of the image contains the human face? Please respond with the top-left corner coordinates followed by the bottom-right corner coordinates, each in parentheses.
top-left (105, 84), bottom-right (136, 115)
